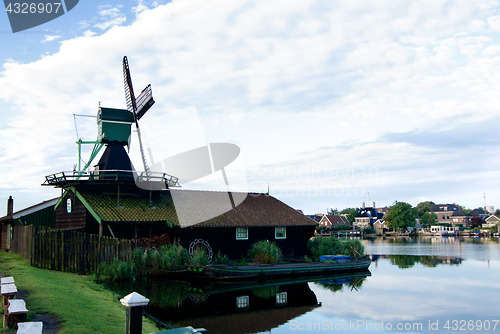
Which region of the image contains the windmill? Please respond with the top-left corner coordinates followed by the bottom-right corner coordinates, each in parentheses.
top-left (123, 55), bottom-right (155, 180)
top-left (44, 56), bottom-right (179, 189)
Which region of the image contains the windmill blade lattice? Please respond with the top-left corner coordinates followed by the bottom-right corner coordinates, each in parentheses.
top-left (122, 56), bottom-right (155, 178)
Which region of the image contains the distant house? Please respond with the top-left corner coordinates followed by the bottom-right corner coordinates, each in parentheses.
top-left (354, 203), bottom-right (383, 230)
top-left (484, 215), bottom-right (500, 228)
top-left (467, 208), bottom-right (489, 227)
top-left (373, 219), bottom-right (386, 230)
top-left (305, 215), bottom-right (322, 223)
top-left (317, 215), bottom-right (350, 229)
top-left (376, 207), bottom-right (389, 216)
top-left (431, 204), bottom-right (468, 226)
top-left (430, 225), bottom-right (458, 235)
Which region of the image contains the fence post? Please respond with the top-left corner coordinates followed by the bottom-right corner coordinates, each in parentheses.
top-left (120, 292), bottom-right (149, 334)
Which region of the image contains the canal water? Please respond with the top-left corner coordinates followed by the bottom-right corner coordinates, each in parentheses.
top-left (105, 237), bottom-right (500, 333)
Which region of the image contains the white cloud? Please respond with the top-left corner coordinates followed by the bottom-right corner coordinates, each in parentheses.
top-left (83, 30), bottom-right (97, 37)
top-left (94, 5), bottom-right (127, 30)
top-left (41, 35), bottom-right (61, 43)
top-left (133, 0), bottom-right (149, 14)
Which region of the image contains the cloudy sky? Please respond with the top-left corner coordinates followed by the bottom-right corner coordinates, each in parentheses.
top-left (1, 0), bottom-right (500, 216)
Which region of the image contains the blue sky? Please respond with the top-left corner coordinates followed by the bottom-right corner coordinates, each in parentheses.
top-left (2, 0), bottom-right (500, 215)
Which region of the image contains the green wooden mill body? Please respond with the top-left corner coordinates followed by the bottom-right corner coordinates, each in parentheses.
top-left (98, 107), bottom-right (134, 144)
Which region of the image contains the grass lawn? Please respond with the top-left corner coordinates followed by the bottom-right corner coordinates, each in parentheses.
top-left (0, 251), bottom-right (159, 334)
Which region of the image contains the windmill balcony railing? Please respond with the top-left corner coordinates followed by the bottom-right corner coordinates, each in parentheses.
top-left (43, 170), bottom-right (180, 188)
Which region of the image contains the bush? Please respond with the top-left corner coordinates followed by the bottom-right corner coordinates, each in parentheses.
top-left (158, 244), bottom-right (190, 271)
top-left (362, 228), bottom-right (376, 234)
top-left (248, 240), bottom-right (282, 264)
top-left (95, 259), bottom-right (135, 281)
top-left (95, 243), bottom-right (192, 280)
top-left (189, 248), bottom-right (210, 266)
top-left (214, 251), bottom-right (230, 265)
top-left (307, 237), bottom-right (364, 259)
top-left (332, 224), bottom-right (352, 231)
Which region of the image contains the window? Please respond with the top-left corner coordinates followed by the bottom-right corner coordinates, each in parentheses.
top-left (276, 292), bottom-right (287, 306)
top-left (236, 296), bottom-right (249, 309)
top-left (275, 227), bottom-right (286, 239)
top-left (66, 198), bottom-right (72, 213)
top-left (236, 227), bottom-right (248, 240)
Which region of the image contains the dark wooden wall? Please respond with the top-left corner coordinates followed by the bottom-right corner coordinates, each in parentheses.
top-left (0, 223), bottom-right (8, 250)
top-left (55, 191), bottom-right (87, 229)
top-left (179, 225), bottom-right (315, 260)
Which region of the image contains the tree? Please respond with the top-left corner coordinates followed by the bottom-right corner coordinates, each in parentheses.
top-left (494, 209), bottom-right (500, 216)
top-left (327, 208), bottom-right (339, 215)
top-left (415, 201), bottom-right (435, 217)
top-left (339, 207), bottom-right (360, 223)
top-left (469, 215), bottom-right (483, 228)
top-left (384, 201), bottom-right (416, 231)
top-left (420, 211), bottom-right (437, 227)
top-left (458, 205), bottom-right (472, 215)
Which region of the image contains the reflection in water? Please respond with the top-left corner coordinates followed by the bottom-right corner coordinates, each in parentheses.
top-left (362, 236), bottom-right (500, 260)
top-left (103, 271), bottom-right (371, 334)
top-left (370, 255), bottom-right (463, 269)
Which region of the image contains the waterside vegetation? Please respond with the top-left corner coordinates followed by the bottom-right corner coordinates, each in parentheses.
top-left (307, 237), bottom-right (365, 260)
top-left (97, 238), bottom-right (365, 281)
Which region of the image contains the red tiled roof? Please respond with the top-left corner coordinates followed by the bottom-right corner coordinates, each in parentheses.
top-left (325, 215), bottom-right (349, 225)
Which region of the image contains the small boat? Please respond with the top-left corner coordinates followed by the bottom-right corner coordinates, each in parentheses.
top-left (187, 256), bottom-right (371, 280)
top-left (152, 327), bottom-right (206, 334)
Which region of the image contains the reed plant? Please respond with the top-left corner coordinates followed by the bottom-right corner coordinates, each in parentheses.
top-left (95, 243), bottom-right (205, 280)
top-left (247, 240), bottom-right (282, 264)
top-left (157, 244), bottom-right (191, 271)
top-left (189, 248), bottom-right (210, 266)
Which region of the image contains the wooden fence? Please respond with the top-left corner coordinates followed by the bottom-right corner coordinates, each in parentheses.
top-left (10, 225), bottom-right (133, 275)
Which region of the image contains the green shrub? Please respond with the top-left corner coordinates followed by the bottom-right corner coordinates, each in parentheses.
top-left (96, 243), bottom-right (192, 280)
top-left (362, 228), bottom-right (376, 234)
top-left (214, 251), bottom-right (229, 264)
top-left (307, 237), bottom-right (364, 259)
top-left (95, 259), bottom-right (135, 281)
top-left (332, 224), bottom-right (352, 231)
top-left (189, 248), bottom-right (210, 266)
top-left (158, 244), bottom-right (190, 271)
top-left (248, 240), bottom-right (282, 264)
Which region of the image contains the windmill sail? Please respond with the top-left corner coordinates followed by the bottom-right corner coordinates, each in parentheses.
top-left (122, 56), bottom-right (153, 177)
top-left (136, 84), bottom-right (155, 120)
top-left (123, 56), bottom-right (137, 114)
